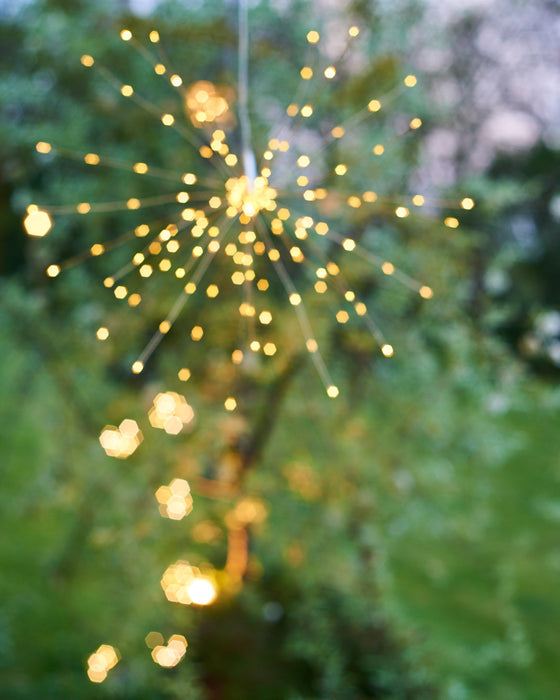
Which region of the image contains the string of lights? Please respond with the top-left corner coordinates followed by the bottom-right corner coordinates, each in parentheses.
top-left (23, 3), bottom-right (477, 681)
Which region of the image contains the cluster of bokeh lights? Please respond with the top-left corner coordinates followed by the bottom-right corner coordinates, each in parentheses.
top-left (87, 644), bottom-right (119, 683)
top-left (161, 560), bottom-right (218, 606)
top-left (148, 391), bottom-right (194, 434)
top-left (146, 632), bottom-right (189, 668)
top-left (99, 419), bottom-right (143, 458)
top-left (155, 478), bottom-right (193, 520)
top-left (19, 22), bottom-right (480, 400)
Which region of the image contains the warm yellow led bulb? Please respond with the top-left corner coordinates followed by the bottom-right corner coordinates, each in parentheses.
top-left (24, 209), bottom-right (52, 237)
top-left (419, 285), bottom-right (434, 299)
top-left (224, 397), bottom-right (237, 411)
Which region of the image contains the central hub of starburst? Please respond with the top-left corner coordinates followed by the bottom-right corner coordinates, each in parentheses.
top-left (225, 175), bottom-right (277, 220)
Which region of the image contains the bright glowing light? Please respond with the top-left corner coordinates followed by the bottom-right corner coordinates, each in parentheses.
top-left (419, 285), bottom-right (433, 299)
top-left (99, 419), bottom-right (142, 459)
top-left (151, 634), bottom-right (188, 668)
top-left (185, 80), bottom-right (232, 127)
top-left (289, 293), bottom-right (302, 306)
top-left (34, 23), bottom-right (442, 401)
top-left (336, 310), bottom-right (349, 324)
top-left (24, 209), bottom-right (52, 237)
top-left (161, 561), bottom-right (217, 607)
top-left (188, 577), bottom-right (217, 606)
top-left (225, 175), bottom-right (277, 217)
top-left (149, 391), bottom-right (194, 434)
top-left (156, 478), bottom-right (193, 520)
top-left (224, 397), bottom-right (237, 411)
top-left (87, 644), bottom-right (119, 683)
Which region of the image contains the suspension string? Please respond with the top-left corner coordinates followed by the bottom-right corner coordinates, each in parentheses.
top-left (238, 0), bottom-right (257, 186)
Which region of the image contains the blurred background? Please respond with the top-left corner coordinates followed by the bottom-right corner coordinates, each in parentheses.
top-left (1, 0), bottom-right (559, 698)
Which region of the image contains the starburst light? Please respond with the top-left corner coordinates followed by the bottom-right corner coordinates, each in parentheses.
top-left (25, 19), bottom-right (475, 398)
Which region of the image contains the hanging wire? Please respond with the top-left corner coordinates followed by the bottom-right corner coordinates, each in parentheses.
top-left (238, 0), bottom-right (257, 186)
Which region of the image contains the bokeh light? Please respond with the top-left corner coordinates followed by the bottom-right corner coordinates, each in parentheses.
top-left (148, 391), bottom-right (194, 434)
top-left (99, 419), bottom-right (143, 458)
top-left (155, 478), bottom-right (193, 520)
top-left (86, 644), bottom-right (119, 683)
top-left (151, 634), bottom-right (188, 668)
top-left (23, 206), bottom-right (52, 237)
top-left (161, 560), bottom-right (217, 606)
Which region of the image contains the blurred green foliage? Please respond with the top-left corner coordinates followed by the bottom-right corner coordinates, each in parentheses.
top-left (1, 1), bottom-right (559, 699)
